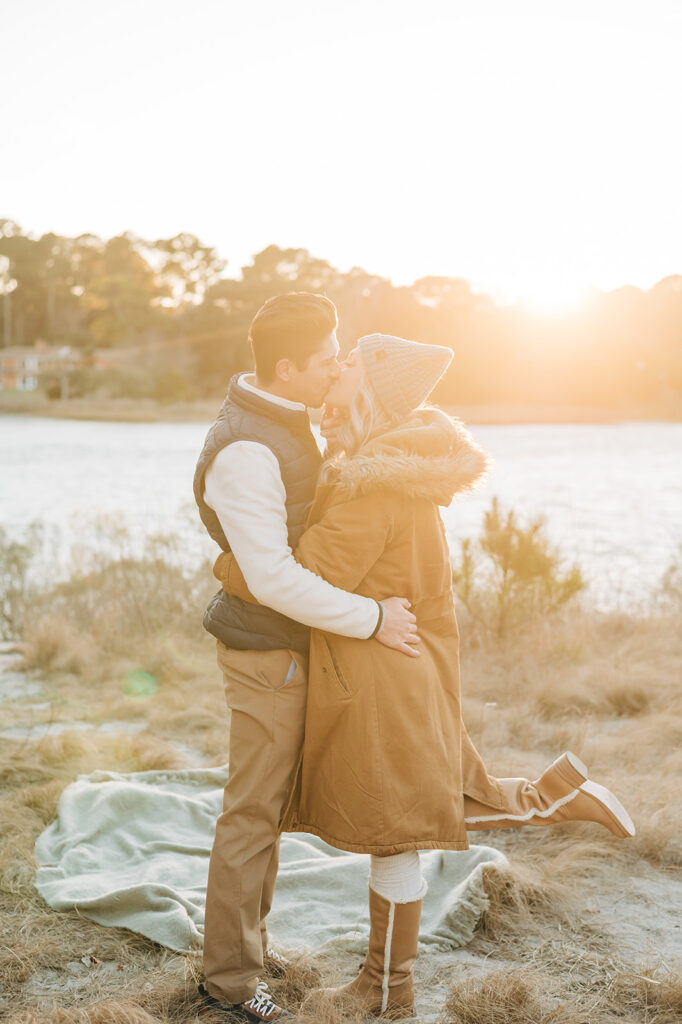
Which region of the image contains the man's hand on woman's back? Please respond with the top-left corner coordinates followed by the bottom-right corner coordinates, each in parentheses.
top-left (377, 597), bottom-right (420, 658)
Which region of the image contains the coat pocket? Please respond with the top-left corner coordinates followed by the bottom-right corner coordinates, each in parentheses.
top-left (282, 656), bottom-right (298, 687)
top-left (318, 636), bottom-right (352, 697)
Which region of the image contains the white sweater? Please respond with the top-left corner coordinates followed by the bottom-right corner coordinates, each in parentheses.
top-left (203, 375), bottom-right (380, 639)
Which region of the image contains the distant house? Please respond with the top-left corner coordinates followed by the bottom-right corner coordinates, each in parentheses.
top-left (0, 342), bottom-right (80, 391)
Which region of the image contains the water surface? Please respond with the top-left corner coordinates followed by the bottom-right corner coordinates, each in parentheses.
top-left (2, 415), bottom-right (680, 608)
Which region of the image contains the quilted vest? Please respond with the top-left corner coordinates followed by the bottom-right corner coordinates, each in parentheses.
top-left (194, 374), bottom-right (322, 652)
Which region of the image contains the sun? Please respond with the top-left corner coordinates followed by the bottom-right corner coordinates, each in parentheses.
top-left (506, 275), bottom-right (591, 315)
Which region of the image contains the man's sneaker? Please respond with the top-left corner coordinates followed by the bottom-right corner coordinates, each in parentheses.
top-left (197, 981), bottom-right (293, 1022)
top-left (263, 947), bottom-right (320, 985)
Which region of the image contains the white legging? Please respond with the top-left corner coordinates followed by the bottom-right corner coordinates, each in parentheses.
top-left (369, 850), bottom-right (427, 904)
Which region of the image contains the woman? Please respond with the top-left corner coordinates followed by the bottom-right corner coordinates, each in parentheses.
top-left (215, 333), bottom-right (635, 1020)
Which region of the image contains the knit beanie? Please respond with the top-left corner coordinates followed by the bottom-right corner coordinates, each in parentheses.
top-left (357, 333), bottom-right (454, 418)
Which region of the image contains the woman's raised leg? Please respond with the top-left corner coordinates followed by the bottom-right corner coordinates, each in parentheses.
top-left (464, 752), bottom-right (635, 837)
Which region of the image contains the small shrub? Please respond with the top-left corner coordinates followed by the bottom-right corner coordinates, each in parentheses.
top-left (452, 497), bottom-right (585, 639)
top-left (22, 613), bottom-right (100, 676)
top-left (657, 545), bottom-right (682, 608)
top-left (9, 516), bottom-right (216, 676)
top-left (0, 524), bottom-right (41, 640)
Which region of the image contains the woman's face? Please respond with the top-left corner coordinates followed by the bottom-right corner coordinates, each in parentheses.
top-left (324, 346), bottom-right (365, 411)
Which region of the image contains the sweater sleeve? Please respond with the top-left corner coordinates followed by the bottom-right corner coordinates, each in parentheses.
top-left (203, 441), bottom-right (381, 638)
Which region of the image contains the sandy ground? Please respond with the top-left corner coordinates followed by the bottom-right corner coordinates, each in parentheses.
top-left (17, 863), bottom-right (682, 1023)
top-left (2, 590), bottom-right (682, 1023)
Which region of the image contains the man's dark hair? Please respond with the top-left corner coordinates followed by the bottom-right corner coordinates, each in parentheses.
top-left (249, 292), bottom-right (338, 383)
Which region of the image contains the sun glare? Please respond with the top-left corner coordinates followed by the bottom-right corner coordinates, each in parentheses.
top-left (505, 277), bottom-right (591, 315)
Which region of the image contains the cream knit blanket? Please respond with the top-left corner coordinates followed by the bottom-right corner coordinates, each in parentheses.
top-left (34, 766), bottom-right (509, 954)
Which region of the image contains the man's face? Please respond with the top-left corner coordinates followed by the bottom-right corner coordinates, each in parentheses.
top-left (285, 331), bottom-right (341, 408)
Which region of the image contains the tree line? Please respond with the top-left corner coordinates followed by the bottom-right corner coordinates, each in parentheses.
top-left (1, 218), bottom-right (681, 410)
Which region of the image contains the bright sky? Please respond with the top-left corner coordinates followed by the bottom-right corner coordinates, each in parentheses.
top-left (3, 0), bottom-right (682, 308)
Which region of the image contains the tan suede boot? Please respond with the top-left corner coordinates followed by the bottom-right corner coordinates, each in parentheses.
top-left (464, 751), bottom-right (635, 837)
top-left (306, 887), bottom-right (422, 1019)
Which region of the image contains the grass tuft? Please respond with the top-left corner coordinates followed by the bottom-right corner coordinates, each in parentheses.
top-left (443, 967), bottom-right (567, 1024)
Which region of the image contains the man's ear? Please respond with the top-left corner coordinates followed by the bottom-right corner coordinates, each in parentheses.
top-left (274, 357), bottom-right (294, 383)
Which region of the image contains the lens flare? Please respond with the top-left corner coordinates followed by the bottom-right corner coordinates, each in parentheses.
top-left (121, 670), bottom-right (157, 700)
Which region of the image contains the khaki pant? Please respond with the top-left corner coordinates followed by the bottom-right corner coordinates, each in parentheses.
top-left (203, 641), bottom-right (308, 1004)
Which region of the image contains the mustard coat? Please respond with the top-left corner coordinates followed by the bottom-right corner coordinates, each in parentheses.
top-left (216, 409), bottom-right (506, 855)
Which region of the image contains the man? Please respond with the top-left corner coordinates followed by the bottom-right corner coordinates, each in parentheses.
top-left (193, 292), bottom-right (419, 1023)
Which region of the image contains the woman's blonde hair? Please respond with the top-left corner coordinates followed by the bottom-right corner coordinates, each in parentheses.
top-left (319, 379), bottom-right (423, 486)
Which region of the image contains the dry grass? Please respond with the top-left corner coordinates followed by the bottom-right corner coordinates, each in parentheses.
top-left (11, 1006), bottom-right (165, 1024)
top-left (1, 575), bottom-right (681, 1020)
top-left (438, 600), bottom-right (682, 1023)
top-left (443, 967), bottom-right (570, 1024)
top-left (476, 859), bottom-right (575, 943)
top-left (22, 613), bottom-right (101, 677)
top-left (442, 963), bottom-right (682, 1024)
top-left (461, 604), bottom-right (682, 867)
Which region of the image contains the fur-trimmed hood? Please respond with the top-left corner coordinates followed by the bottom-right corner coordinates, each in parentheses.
top-left (324, 408), bottom-right (491, 507)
